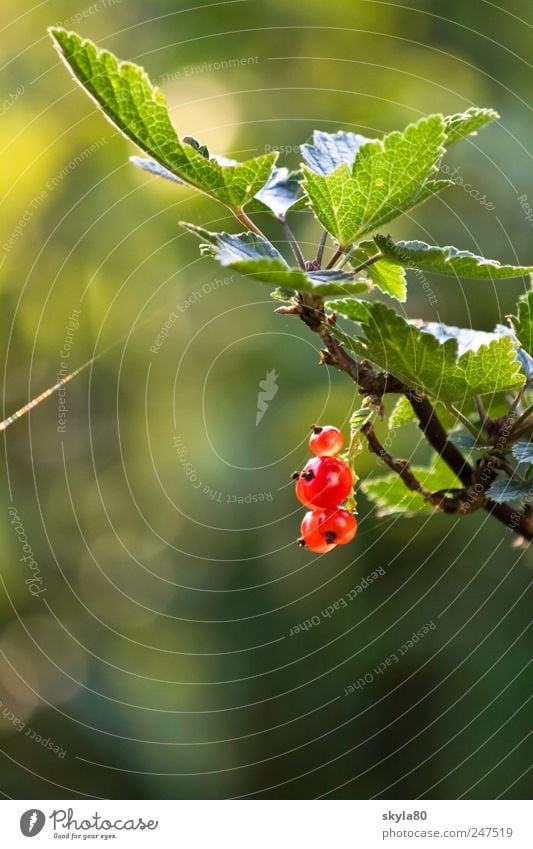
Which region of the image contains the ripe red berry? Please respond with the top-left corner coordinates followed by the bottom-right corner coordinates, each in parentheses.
top-left (298, 512), bottom-right (337, 554)
top-left (294, 456), bottom-right (353, 510)
top-left (303, 508), bottom-right (358, 548)
top-left (309, 424), bottom-right (344, 457)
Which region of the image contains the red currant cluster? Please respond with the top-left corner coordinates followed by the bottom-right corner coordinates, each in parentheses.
top-left (293, 426), bottom-right (358, 554)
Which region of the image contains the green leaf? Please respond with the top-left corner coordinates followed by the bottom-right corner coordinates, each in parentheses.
top-left (409, 320), bottom-right (501, 354)
top-left (362, 457), bottom-right (460, 516)
top-left (388, 394), bottom-right (457, 431)
top-left (49, 28), bottom-right (276, 209)
top-left (181, 224), bottom-right (371, 296)
top-left (130, 156), bottom-right (183, 184)
top-left (509, 290), bottom-right (533, 357)
top-left (246, 168), bottom-right (302, 219)
top-left (415, 322), bottom-right (533, 393)
top-left (494, 324), bottom-right (533, 379)
top-left (300, 130), bottom-right (372, 175)
top-left (350, 407), bottom-right (373, 429)
top-left (325, 298), bottom-right (372, 323)
top-left (512, 441), bottom-right (533, 465)
top-left (375, 235), bottom-right (533, 279)
top-left (486, 478), bottom-right (532, 504)
top-left (325, 301), bottom-right (525, 401)
top-left (351, 240), bottom-right (407, 301)
top-left (270, 287), bottom-right (296, 302)
top-left (356, 303), bottom-right (524, 402)
top-left (448, 433), bottom-right (487, 451)
top-left (443, 107), bottom-right (499, 145)
top-left (389, 395), bottom-right (416, 428)
top-left (301, 115), bottom-right (448, 247)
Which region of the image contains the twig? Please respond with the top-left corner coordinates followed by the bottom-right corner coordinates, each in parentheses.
top-left (509, 375), bottom-right (533, 414)
top-left (314, 230), bottom-right (328, 268)
top-left (446, 403), bottom-right (481, 440)
top-left (350, 252), bottom-right (384, 275)
top-left (361, 422), bottom-right (431, 498)
top-left (232, 207), bottom-right (268, 239)
top-left (474, 395), bottom-right (489, 431)
top-left (361, 422), bottom-right (469, 514)
top-left (406, 393), bottom-right (531, 537)
top-left (405, 392), bottom-right (472, 486)
top-left (510, 420), bottom-right (533, 442)
top-left (318, 325), bottom-right (405, 395)
top-left (510, 402), bottom-right (533, 437)
top-left (279, 298), bottom-right (533, 541)
top-left (280, 219), bottom-right (306, 269)
top-left (325, 246), bottom-right (345, 269)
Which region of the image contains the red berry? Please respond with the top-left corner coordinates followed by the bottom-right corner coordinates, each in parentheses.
top-left (294, 456), bottom-right (353, 509)
top-left (304, 508), bottom-right (358, 547)
top-left (309, 425), bottom-right (344, 457)
top-left (299, 512), bottom-right (336, 554)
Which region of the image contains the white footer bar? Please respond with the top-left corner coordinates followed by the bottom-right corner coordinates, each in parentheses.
top-left (1, 799), bottom-right (530, 848)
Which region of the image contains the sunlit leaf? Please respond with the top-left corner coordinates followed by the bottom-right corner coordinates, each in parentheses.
top-left (301, 115), bottom-right (448, 247)
top-left (509, 289), bottom-right (533, 357)
top-left (356, 303), bottom-right (524, 401)
top-left (375, 235), bottom-right (533, 279)
top-left (181, 224), bottom-right (371, 296)
top-left (443, 107), bottom-right (499, 145)
top-left (362, 457), bottom-right (460, 516)
top-left (300, 129), bottom-right (372, 175)
top-left (351, 240), bottom-right (407, 301)
top-left (246, 167), bottom-right (302, 219)
top-left (50, 28), bottom-right (277, 209)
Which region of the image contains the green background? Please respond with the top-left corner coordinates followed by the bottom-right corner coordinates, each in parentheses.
top-left (0, 0), bottom-right (531, 799)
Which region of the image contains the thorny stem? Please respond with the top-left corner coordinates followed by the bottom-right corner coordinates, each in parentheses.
top-left (280, 219), bottom-right (306, 269)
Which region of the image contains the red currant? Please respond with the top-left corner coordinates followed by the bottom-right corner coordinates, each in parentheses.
top-left (309, 424), bottom-right (344, 457)
top-left (294, 456), bottom-right (353, 510)
top-left (303, 508), bottom-right (357, 548)
top-left (298, 512), bottom-right (337, 554)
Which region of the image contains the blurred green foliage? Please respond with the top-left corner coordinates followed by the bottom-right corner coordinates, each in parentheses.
top-left (0, 0), bottom-right (531, 799)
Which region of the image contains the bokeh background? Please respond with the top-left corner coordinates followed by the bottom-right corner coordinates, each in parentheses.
top-left (0, 0), bottom-right (531, 800)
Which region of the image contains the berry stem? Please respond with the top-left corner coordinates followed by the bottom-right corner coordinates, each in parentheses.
top-left (361, 422), bottom-right (474, 514)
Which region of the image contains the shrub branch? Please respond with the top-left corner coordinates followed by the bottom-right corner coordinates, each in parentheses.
top-left (286, 298), bottom-right (532, 542)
